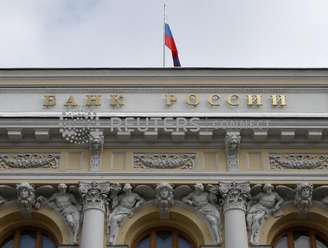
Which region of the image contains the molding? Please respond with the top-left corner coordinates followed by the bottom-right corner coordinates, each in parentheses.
top-left (2, 86), bottom-right (328, 93)
top-left (2, 112), bottom-right (328, 118)
top-left (0, 171), bottom-right (327, 182)
top-left (1, 68), bottom-right (328, 80)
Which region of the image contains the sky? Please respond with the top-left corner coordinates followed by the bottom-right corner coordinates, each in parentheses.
top-left (0, 0), bottom-right (327, 68)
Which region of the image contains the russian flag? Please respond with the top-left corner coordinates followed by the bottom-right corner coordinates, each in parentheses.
top-left (165, 23), bottom-right (181, 67)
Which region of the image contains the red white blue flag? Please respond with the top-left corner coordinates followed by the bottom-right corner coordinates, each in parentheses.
top-left (165, 23), bottom-right (181, 67)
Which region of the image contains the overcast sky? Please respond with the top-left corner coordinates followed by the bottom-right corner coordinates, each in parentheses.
top-left (0, 0), bottom-right (327, 68)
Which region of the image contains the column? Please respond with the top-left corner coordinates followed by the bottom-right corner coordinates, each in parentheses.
top-left (79, 181), bottom-right (111, 248)
top-left (219, 182), bottom-right (250, 248)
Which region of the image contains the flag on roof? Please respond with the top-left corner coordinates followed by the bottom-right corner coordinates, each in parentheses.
top-left (164, 23), bottom-right (181, 67)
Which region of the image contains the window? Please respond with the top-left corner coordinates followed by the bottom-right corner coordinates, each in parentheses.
top-left (273, 227), bottom-right (328, 248)
top-left (1, 227), bottom-right (57, 248)
top-left (133, 227), bottom-right (195, 248)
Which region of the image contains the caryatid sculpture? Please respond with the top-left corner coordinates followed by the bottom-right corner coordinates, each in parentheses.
top-left (108, 184), bottom-right (145, 244)
top-left (44, 184), bottom-right (81, 244)
top-left (247, 184), bottom-right (283, 244)
top-left (182, 183), bottom-right (222, 244)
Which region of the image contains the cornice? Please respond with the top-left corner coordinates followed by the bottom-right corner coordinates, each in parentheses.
top-left (0, 68), bottom-right (328, 87)
top-left (0, 117), bottom-right (326, 146)
top-left (1, 67), bottom-right (328, 77)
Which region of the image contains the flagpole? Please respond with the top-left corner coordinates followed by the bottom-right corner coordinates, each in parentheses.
top-left (163, 3), bottom-right (166, 68)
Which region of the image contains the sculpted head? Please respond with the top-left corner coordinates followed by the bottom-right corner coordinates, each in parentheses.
top-left (194, 183), bottom-right (204, 192)
top-left (263, 184), bottom-right (274, 193)
top-left (156, 183), bottom-right (173, 199)
top-left (58, 183), bottom-right (67, 193)
top-left (17, 183), bottom-right (34, 199)
top-left (123, 184), bottom-right (132, 193)
top-left (226, 134), bottom-right (241, 150)
top-left (301, 184), bottom-right (312, 198)
top-left (296, 183), bottom-right (313, 201)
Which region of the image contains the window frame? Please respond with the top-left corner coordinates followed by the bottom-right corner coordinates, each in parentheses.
top-left (0, 226), bottom-right (57, 248)
top-left (132, 226), bottom-right (196, 248)
top-left (272, 226), bottom-right (328, 248)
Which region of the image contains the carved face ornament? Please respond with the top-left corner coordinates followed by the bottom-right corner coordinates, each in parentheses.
top-left (159, 188), bottom-right (169, 199)
top-left (17, 183), bottom-right (34, 200)
top-left (20, 188), bottom-right (30, 199)
top-left (194, 183), bottom-right (204, 192)
top-left (263, 184), bottom-right (273, 193)
top-left (58, 184), bottom-right (67, 193)
top-left (302, 187), bottom-right (311, 199)
top-left (123, 184), bottom-right (132, 193)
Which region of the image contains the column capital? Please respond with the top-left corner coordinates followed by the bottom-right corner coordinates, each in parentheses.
top-left (79, 181), bottom-right (111, 212)
top-left (219, 181), bottom-right (250, 212)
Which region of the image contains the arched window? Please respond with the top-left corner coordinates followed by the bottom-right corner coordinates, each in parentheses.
top-left (273, 227), bottom-right (328, 248)
top-left (133, 227), bottom-right (195, 248)
top-left (1, 227), bottom-right (57, 248)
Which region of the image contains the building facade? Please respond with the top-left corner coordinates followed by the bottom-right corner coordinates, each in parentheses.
top-left (0, 68), bottom-right (327, 248)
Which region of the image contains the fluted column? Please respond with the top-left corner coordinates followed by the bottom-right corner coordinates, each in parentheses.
top-left (79, 181), bottom-right (111, 248)
top-left (219, 182), bottom-right (250, 248)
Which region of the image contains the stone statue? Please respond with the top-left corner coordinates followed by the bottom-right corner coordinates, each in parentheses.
top-left (322, 196), bottom-right (328, 206)
top-left (182, 183), bottom-right (221, 244)
top-left (312, 185), bottom-right (328, 207)
top-left (45, 184), bottom-right (81, 244)
top-left (225, 133), bottom-right (241, 171)
top-left (247, 184), bottom-right (283, 244)
top-left (276, 182), bottom-right (313, 214)
top-left (16, 182), bottom-right (35, 213)
top-left (0, 195), bottom-right (6, 205)
top-left (155, 183), bottom-right (174, 218)
top-left (89, 130), bottom-right (104, 170)
top-left (295, 183), bottom-right (313, 214)
top-left (108, 184), bottom-right (144, 244)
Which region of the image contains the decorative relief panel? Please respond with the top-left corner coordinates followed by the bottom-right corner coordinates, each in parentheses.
top-left (269, 153), bottom-right (328, 169)
top-left (133, 153), bottom-right (196, 169)
top-left (0, 153), bottom-right (60, 169)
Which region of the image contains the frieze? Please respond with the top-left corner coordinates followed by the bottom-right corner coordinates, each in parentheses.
top-left (133, 153), bottom-right (196, 169)
top-left (0, 153), bottom-right (60, 169)
top-left (269, 154), bottom-right (328, 169)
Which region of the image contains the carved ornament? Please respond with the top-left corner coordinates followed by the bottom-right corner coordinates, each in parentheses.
top-left (270, 154), bottom-right (328, 169)
top-left (219, 182), bottom-right (250, 212)
top-left (134, 153), bottom-right (196, 169)
top-left (0, 153), bottom-right (60, 169)
top-left (225, 133), bottom-right (241, 171)
top-left (79, 181), bottom-right (111, 211)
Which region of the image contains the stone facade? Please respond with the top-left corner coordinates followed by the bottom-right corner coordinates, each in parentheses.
top-left (0, 68), bottom-right (327, 248)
